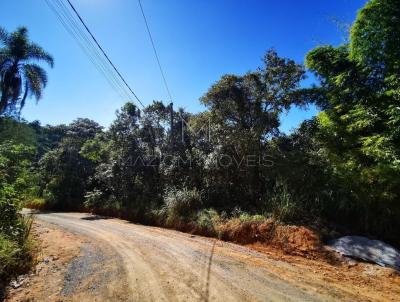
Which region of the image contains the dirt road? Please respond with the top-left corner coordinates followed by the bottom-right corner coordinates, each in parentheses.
top-left (24, 212), bottom-right (400, 302)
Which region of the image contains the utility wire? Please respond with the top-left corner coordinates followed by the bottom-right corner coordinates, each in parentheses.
top-left (45, 0), bottom-right (132, 101)
top-left (54, 0), bottom-right (132, 101)
top-left (138, 0), bottom-right (173, 103)
top-left (49, 0), bottom-right (145, 108)
top-left (65, 0), bottom-right (145, 107)
top-left (45, 0), bottom-right (130, 101)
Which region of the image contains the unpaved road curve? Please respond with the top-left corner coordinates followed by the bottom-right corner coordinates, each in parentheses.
top-left (33, 212), bottom-right (397, 302)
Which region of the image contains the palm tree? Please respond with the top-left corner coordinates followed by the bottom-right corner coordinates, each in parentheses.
top-left (0, 26), bottom-right (54, 116)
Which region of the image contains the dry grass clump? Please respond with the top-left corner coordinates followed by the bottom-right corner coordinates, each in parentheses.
top-left (217, 217), bottom-right (321, 255)
top-left (158, 205), bottom-right (323, 256)
top-left (25, 198), bottom-right (48, 210)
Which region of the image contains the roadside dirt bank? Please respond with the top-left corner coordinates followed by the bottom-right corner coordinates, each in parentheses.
top-left (5, 212), bottom-right (400, 301)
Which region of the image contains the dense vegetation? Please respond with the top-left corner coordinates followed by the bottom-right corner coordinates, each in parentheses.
top-left (1, 2), bottom-right (399, 291)
top-left (0, 119), bottom-right (37, 297)
top-left (0, 26), bottom-right (53, 295)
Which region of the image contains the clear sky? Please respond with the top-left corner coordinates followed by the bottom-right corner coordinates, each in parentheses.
top-left (1, 0), bottom-right (366, 132)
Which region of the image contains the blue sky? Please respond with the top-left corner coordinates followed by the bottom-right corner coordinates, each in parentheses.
top-left (1, 0), bottom-right (366, 132)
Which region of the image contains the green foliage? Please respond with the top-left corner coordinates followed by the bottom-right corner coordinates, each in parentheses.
top-left (25, 197), bottom-right (48, 210)
top-left (196, 208), bottom-right (221, 235)
top-left (194, 49), bottom-right (305, 211)
top-left (304, 0), bottom-right (400, 242)
top-left (236, 212), bottom-right (265, 223)
top-left (0, 26), bottom-right (53, 116)
top-left (0, 140), bottom-right (37, 206)
top-left (29, 121), bottom-right (68, 157)
top-left (0, 235), bottom-right (20, 277)
top-left (0, 118), bottom-right (36, 146)
top-left (0, 197), bottom-right (33, 243)
top-left (82, 104), bottom-right (162, 220)
top-left (80, 133), bottom-right (110, 163)
top-left (38, 119), bottom-right (102, 210)
top-left (0, 199), bottom-right (20, 238)
top-left (0, 116), bottom-right (39, 294)
top-left (266, 181), bottom-right (301, 223)
top-left (160, 188), bottom-right (202, 225)
top-left (6, 0), bottom-right (398, 250)
top-left (0, 27), bottom-right (52, 295)
top-left (0, 200), bottom-right (34, 291)
top-left (350, 0), bottom-right (400, 75)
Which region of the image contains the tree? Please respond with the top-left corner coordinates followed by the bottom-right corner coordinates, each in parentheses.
top-left (350, 0), bottom-right (400, 78)
top-left (28, 121), bottom-right (68, 157)
top-left (0, 27), bottom-right (53, 116)
top-left (305, 0), bottom-right (400, 242)
top-left (195, 49), bottom-right (306, 210)
top-left (0, 118), bottom-right (39, 205)
top-left (0, 117), bottom-right (36, 146)
top-left (0, 141), bottom-right (36, 205)
top-left (38, 119), bottom-right (102, 210)
top-left (83, 103), bottom-right (163, 220)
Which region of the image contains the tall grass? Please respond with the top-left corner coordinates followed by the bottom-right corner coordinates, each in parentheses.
top-left (196, 208), bottom-right (222, 236)
top-left (24, 198), bottom-right (48, 210)
top-left (157, 188), bottom-right (202, 226)
top-left (265, 181), bottom-right (303, 223)
top-left (0, 216), bottom-right (34, 278)
top-left (0, 201), bottom-right (35, 298)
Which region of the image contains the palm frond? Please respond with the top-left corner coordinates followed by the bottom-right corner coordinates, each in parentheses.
top-left (16, 27), bottom-right (28, 36)
top-left (23, 64), bottom-right (47, 101)
top-left (0, 27), bottom-right (52, 115)
top-left (24, 64), bottom-right (48, 87)
top-left (0, 60), bottom-right (11, 76)
top-left (0, 49), bottom-right (12, 75)
top-left (0, 27), bottom-right (9, 45)
top-left (0, 48), bottom-right (9, 61)
top-left (26, 43), bottom-right (54, 67)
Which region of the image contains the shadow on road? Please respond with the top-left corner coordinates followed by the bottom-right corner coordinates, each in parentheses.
top-left (203, 240), bottom-right (216, 302)
top-left (81, 215), bottom-right (112, 221)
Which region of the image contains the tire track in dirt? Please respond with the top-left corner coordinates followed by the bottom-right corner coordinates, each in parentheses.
top-left (34, 212), bottom-right (398, 302)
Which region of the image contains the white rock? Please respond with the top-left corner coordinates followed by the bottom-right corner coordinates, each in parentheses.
top-left (330, 236), bottom-right (400, 270)
top-left (10, 280), bottom-right (23, 289)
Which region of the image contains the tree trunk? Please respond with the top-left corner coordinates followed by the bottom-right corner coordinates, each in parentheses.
top-left (0, 88), bottom-right (9, 115)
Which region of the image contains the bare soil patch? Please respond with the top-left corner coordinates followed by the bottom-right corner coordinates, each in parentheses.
top-left (4, 220), bottom-right (129, 302)
top-left (6, 212), bottom-right (400, 301)
top-left (217, 218), bottom-right (322, 256)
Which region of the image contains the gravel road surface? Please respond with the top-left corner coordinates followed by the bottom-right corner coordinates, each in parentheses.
top-left (32, 212), bottom-right (399, 302)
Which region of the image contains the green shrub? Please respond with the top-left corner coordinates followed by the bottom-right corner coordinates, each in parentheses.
top-left (0, 199), bottom-right (21, 241)
top-left (229, 208), bottom-right (266, 223)
top-left (238, 213), bottom-right (265, 223)
top-left (84, 189), bottom-right (105, 210)
top-left (25, 198), bottom-right (48, 210)
top-left (0, 199), bottom-right (34, 290)
top-left (160, 188), bottom-right (202, 226)
top-left (266, 181), bottom-right (302, 223)
top-left (0, 229), bottom-right (34, 284)
top-left (0, 234), bottom-right (20, 279)
top-left (196, 208), bottom-right (221, 236)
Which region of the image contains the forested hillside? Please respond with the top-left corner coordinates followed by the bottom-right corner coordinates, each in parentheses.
top-left (1, 1), bottom-right (399, 286)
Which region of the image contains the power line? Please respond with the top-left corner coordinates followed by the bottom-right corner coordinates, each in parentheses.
top-left (65, 0), bottom-right (145, 107)
top-left (54, 0), bottom-right (133, 101)
top-left (46, 0), bottom-right (133, 101)
top-left (46, 0), bottom-right (145, 108)
top-left (45, 0), bottom-right (131, 101)
top-left (138, 0), bottom-right (173, 103)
